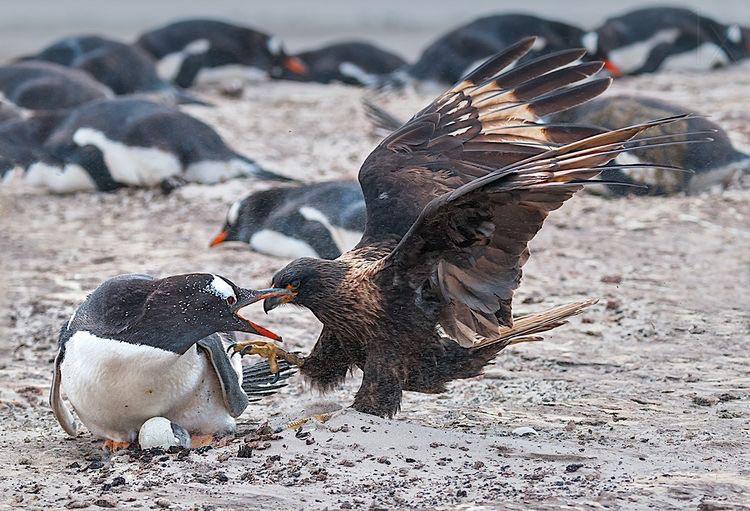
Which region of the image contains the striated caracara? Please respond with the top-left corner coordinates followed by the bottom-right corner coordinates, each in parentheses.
top-left (230, 37), bottom-right (708, 417)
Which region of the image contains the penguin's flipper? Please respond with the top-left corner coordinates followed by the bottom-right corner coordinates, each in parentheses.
top-left (50, 350), bottom-right (78, 436)
top-left (196, 335), bottom-right (249, 418)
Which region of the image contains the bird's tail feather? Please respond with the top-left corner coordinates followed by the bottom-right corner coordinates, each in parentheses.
top-left (471, 299), bottom-right (598, 350)
top-left (241, 359), bottom-right (296, 402)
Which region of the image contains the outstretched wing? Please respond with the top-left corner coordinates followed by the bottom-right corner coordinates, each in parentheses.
top-left (382, 114), bottom-right (707, 346)
top-left (355, 38), bottom-right (708, 346)
top-left (357, 37), bottom-right (609, 246)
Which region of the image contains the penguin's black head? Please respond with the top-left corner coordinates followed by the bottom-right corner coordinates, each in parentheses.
top-left (209, 188), bottom-right (293, 248)
top-left (148, 274), bottom-right (292, 343)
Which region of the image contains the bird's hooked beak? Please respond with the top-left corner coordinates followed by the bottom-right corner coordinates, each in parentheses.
top-left (232, 287), bottom-right (293, 341)
top-left (209, 230), bottom-right (229, 247)
top-left (263, 285), bottom-right (297, 313)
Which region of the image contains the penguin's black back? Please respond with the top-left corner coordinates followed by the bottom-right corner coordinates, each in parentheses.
top-left (291, 41), bottom-right (407, 85)
top-left (0, 62), bottom-right (111, 110)
top-left (45, 98), bottom-right (236, 166)
top-left (409, 14), bottom-right (587, 84)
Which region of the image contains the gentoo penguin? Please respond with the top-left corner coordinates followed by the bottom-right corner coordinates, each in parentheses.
top-left (20, 35), bottom-right (205, 105)
top-left (0, 112), bottom-right (70, 187)
top-left (38, 97), bottom-right (291, 193)
top-left (281, 41), bottom-right (407, 87)
top-left (210, 181), bottom-right (366, 259)
top-left (587, 8), bottom-right (749, 75)
top-left (51, 273), bottom-right (294, 449)
top-left (0, 61), bottom-right (112, 111)
top-left (552, 95), bottom-right (749, 195)
top-left (135, 19), bottom-right (308, 88)
top-left (398, 14), bottom-right (614, 88)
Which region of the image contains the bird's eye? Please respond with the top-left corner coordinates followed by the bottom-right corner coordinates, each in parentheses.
top-left (290, 279), bottom-right (301, 289)
top-left (226, 295), bottom-right (237, 306)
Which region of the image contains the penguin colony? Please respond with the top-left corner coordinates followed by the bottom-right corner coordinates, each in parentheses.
top-left (0, 8), bottom-right (746, 448)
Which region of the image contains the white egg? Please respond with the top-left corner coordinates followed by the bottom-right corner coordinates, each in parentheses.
top-left (138, 417), bottom-right (190, 449)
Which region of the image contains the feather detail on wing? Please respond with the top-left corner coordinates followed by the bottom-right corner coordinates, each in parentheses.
top-left (354, 37), bottom-right (709, 347)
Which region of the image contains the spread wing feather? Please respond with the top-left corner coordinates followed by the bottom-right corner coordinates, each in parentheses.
top-left (355, 37), bottom-right (706, 347)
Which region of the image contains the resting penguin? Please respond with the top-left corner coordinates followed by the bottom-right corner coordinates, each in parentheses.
top-left (135, 18), bottom-right (308, 88)
top-left (587, 7), bottom-right (750, 75)
top-left (210, 180), bottom-right (366, 260)
top-left (0, 61), bottom-right (112, 112)
top-left (394, 14), bottom-right (614, 89)
top-left (0, 112), bottom-right (72, 188)
top-left (552, 95), bottom-right (750, 195)
top-left (20, 35), bottom-right (205, 104)
top-left (51, 273), bottom-right (294, 449)
top-left (280, 41), bottom-right (407, 87)
top-left (38, 97), bottom-right (291, 193)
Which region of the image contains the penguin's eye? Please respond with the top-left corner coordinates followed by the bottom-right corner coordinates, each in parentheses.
top-left (226, 295), bottom-right (237, 306)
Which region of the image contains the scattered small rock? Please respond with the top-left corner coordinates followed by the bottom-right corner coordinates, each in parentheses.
top-left (65, 500), bottom-right (89, 509)
top-left (83, 461), bottom-right (104, 471)
top-left (693, 395), bottom-right (719, 407)
top-left (472, 461), bottom-right (485, 469)
top-left (237, 444), bottom-right (253, 458)
top-left (512, 426), bottom-right (538, 437)
top-left (566, 463), bottom-right (584, 473)
top-left (93, 495), bottom-right (117, 508)
top-left (456, 489), bottom-right (467, 498)
top-left (156, 498), bottom-right (171, 509)
top-left (600, 275), bottom-right (622, 284)
top-left (377, 456), bottom-right (391, 465)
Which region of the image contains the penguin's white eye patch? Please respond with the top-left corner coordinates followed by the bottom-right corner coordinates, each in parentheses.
top-left (227, 200), bottom-right (241, 225)
top-left (205, 275), bottom-right (236, 301)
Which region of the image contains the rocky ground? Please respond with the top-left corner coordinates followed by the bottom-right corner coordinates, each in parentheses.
top-left (0, 66), bottom-right (749, 510)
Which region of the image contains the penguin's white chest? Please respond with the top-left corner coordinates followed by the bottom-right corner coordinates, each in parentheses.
top-left (60, 331), bottom-right (236, 442)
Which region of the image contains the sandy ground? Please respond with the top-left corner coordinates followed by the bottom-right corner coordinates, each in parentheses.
top-left (1, 65), bottom-right (750, 510)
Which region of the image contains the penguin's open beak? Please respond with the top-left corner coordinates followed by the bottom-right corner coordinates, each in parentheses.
top-left (232, 288), bottom-right (294, 341)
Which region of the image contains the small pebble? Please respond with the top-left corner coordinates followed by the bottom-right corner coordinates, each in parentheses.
top-left (512, 426), bottom-right (538, 437)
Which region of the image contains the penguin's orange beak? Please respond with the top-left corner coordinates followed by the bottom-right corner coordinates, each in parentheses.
top-left (283, 56), bottom-right (308, 76)
top-left (210, 230), bottom-right (229, 247)
top-left (603, 60), bottom-right (622, 77)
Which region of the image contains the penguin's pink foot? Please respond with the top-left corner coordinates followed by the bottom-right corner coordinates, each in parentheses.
top-left (190, 434), bottom-right (215, 449)
top-left (102, 439), bottom-right (131, 452)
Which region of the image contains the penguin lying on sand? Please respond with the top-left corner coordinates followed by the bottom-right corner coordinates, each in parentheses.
top-left (0, 61), bottom-right (112, 111)
top-left (281, 41), bottom-right (406, 87)
top-left (35, 97), bottom-right (291, 193)
top-left (210, 181), bottom-right (365, 259)
top-left (588, 7), bottom-right (750, 75)
top-left (21, 35), bottom-right (205, 105)
top-left (136, 18), bottom-right (308, 88)
top-left (0, 112), bottom-right (67, 186)
top-left (51, 273), bottom-right (295, 450)
top-left (552, 95), bottom-right (750, 195)
top-left (393, 14), bottom-right (615, 89)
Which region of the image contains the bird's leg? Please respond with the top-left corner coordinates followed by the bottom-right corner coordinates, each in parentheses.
top-left (102, 439), bottom-right (130, 452)
top-left (352, 355), bottom-right (403, 418)
top-left (228, 340), bottom-right (305, 375)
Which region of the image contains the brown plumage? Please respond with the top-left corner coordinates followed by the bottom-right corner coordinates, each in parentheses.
top-left (243, 37), bottom-right (709, 417)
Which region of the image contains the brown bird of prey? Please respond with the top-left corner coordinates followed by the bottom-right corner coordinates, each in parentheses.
top-left (230, 37), bottom-right (707, 417)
